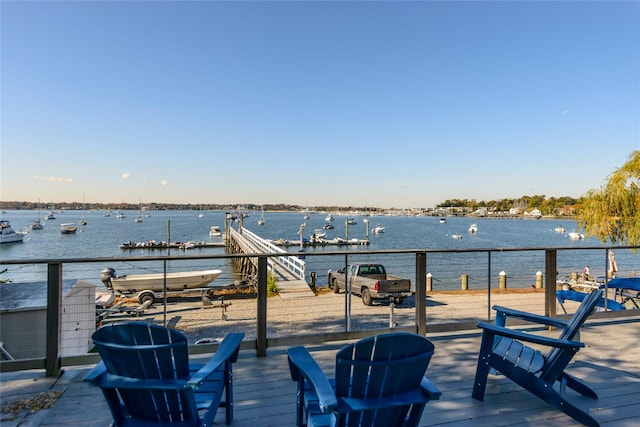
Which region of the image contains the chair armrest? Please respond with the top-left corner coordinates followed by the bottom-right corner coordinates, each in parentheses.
top-left (189, 332), bottom-right (244, 388)
top-left (100, 373), bottom-right (190, 391)
top-left (477, 321), bottom-right (585, 349)
top-left (339, 387), bottom-right (434, 412)
top-left (287, 346), bottom-right (338, 412)
top-left (420, 376), bottom-right (441, 400)
top-left (493, 305), bottom-right (569, 329)
top-left (83, 361), bottom-right (107, 386)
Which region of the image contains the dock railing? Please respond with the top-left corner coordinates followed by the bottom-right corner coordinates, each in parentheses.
top-left (231, 227), bottom-right (305, 280)
top-left (1, 245), bottom-right (639, 377)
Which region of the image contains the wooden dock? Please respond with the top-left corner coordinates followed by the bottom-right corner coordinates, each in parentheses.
top-left (119, 240), bottom-right (224, 250)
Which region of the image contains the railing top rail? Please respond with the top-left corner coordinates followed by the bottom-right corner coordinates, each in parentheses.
top-left (1, 245), bottom-right (638, 266)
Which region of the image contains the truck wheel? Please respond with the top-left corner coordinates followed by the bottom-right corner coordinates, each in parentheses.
top-left (138, 291), bottom-right (155, 305)
top-left (362, 289), bottom-right (372, 306)
top-left (332, 279), bottom-right (340, 293)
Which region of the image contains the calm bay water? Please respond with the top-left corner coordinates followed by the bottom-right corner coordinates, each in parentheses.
top-left (1, 209), bottom-right (638, 290)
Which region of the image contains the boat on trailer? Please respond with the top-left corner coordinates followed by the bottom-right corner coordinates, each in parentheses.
top-left (100, 267), bottom-right (223, 294)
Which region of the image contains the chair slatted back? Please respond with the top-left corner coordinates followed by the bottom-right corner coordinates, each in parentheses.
top-left (334, 333), bottom-right (434, 427)
top-left (542, 289), bottom-right (602, 382)
top-left (92, 322), bottom-right (197, 424)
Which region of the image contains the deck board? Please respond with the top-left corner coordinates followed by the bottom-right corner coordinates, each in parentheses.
top-left (20, 315), bottom-right (640, 426)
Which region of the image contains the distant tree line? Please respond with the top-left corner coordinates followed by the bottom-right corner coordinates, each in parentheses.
top-left (0, 196), bottom-right (584, 215)
top-left (437, 195), bottom-right (584, 216)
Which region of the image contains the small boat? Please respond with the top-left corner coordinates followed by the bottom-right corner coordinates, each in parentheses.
top-left (100, 267), bottom-right (223, 293)
top-left (347, 217), bottom-right (358, 225)
top-left (135, 198), bottom-right (144, 222)
top-left (258, 207), bottom-right (265, 225)
top-left (554, 225), bottom-right (565, 233)
top-left (209, 225), bottom-right (222, 237)
top-left (311, 229), bottom-right (327, 241)
top-left (303, 214), bottom-right (311, 220)
top-left (439, 218), bottom-right (446, 224)
top-left (371, 224), bottom-right (385, 234)
top-left (78, 217), bottom-right (87, 226)
top-left (180, 241), bottom-right (196, 250)
top-left (325, 214), bottom-right (334, 222)
top-left (568, 231), bottom-right (585, 240)
top-left (451, 234), bottom-right (463, 239)
top-left (45, 212), bottom-right (56, 220)
top-left (468, 223), bottom-right (478, 233)
top-left (60, 223), bottom-right (77, 234)
top-left (0, 220), bottom-right (26, 243)
top-left (323, 223), bottom-right (334, 230)
top-left (32, 201), bottom-right (44, 229)
top-left (116, 212), bottom-right (126, 219)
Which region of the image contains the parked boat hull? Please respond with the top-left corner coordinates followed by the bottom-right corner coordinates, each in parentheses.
top-left (101, 268), bottom-right (223, 293)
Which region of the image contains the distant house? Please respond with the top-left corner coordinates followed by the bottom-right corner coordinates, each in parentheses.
top-left (524, 208), bottom-right (542, 219)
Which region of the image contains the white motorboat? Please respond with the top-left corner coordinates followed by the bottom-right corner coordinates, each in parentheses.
top-left (371, 224), bottom-right (385, 234)
top-left (554, 225), bottom-right (565, 233)
top-left (325, 214), bottom-right (334, 222)
top-left (451, 234), bottom-right (463, 239)
top-left (468, 223), bottom-right (478, 233)
top-left (45, 212), bottom-right (56, 220)
top-left (209, 225), bottom-right (222, 237)
top-left (60, 223), bottom-right (77, 234)
top-left (0, 220), bottom-right (26, 243)
top-left (258, 207), bottom-right (265, 225)
top-left (568, 231), bottom-right (585, 240)
top-left (347, 217), bottom-right (358, 225)
top-left (439, 218), bottom-right (446, 224)
top-left (100, 267), bottom-right (223, 293)
top-left (311, 229), bottom-right (327, 240)
top-left (323, 223), bottom-right (334, 230)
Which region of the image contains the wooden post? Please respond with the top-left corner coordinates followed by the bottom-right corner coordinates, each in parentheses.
top-left (426, 272), bottom-right (432, 292)
top-left (415, 252), bottom-right (427, 335)
top-left (536, 271), bottom-right (543, 289)
top-left (499, 271), bottom-right (507, 289)
top-left (461, 274), bottom-right (468, 290)
top-left (545, 250), bottom-right (557, 320)
top-left (46, 263), bottom-right (62, 377)
top-left (256, 256), bottom-right (268, 357)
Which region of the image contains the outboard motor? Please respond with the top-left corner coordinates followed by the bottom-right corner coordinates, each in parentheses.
top-left (100, 267), bottom-right (116, 291)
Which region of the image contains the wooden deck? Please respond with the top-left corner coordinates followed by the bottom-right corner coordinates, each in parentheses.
top-left (19, 315), bottom-right (640, 426)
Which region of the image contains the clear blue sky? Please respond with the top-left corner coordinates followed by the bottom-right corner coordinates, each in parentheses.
top-left (2, 1), bottom-right (639, 209)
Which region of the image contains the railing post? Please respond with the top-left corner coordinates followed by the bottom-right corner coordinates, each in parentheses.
top-left (256, 256), bottom-right (268, 357)
top-left (545, 249), bottom-right (557, 320)
top-left (46, 262), bottom-right (62, 377)
top-left (415, 252), bottom-right (427, 335)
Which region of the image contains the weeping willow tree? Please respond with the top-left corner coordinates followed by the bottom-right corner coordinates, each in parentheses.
top-left (577, 150), bottom-right (640, 245)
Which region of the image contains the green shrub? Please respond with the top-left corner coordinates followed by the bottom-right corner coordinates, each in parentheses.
top-left (267, 272), bottom-right (279, 296)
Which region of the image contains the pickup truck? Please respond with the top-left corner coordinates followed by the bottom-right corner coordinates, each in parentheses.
top-left (327, 263), bottom-right (412, 306)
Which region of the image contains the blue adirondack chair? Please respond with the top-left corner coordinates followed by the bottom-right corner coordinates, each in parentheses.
top-left (556, 289), bottom-right (625, 313)
top-left (602, 277), bottom-right (640, 308)
top-left (472, 289), bottom-right (603, 427)
top-left (287, 332), bottom-right (441, 427)
top-left (84, 322), bottom-right (244, 426)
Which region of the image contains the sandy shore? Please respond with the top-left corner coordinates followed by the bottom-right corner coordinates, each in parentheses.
top-left (103, 288), bottom-right (559, 344)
